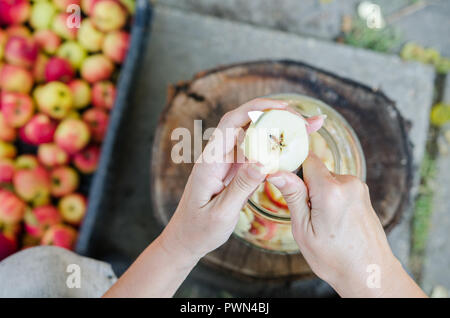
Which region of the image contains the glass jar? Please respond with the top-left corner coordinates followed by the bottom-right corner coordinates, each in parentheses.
top-left (233, 93), bottom-right (366, 253)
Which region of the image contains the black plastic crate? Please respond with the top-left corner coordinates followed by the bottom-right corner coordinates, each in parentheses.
top-left (76, 0), bottom-right (153, 255)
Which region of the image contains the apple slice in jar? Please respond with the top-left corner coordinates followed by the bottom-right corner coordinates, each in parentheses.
top-left (260, 203), bottom-right (279, 213)
top-left (264, 181), bottom-right (288, 209)
top-left (249, 216), bottom-right (277, 241)
top-left (240, 109), bottom-right (309, 174)
top-left (309, 132), bottom-right (335, 171)
top-left (235, 206), bottom-right (255, 236)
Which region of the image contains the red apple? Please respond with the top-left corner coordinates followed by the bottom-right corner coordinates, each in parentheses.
top-left (37, 143), bottom-right (69, 167)
top-left (5, 25), bottom-right (31, 38)
top-left (22, 114), bottom-right (57, 145)
top-left (0, 64), bottom-right (33, 94)
top-left (52, 13), bottom-right (77, 40)
top-left (66, 110), bottom-right (81, 119)
top-left (1, 92), bottom-right (34, 127)
top-left (15, 154), bottom-right (39, 170)
top-left (0, 0), bottom-right (31, 26)
top-left (41, 224), bottom-right (77, 250)
top-left (57, 41), bottom-right (87, 69)
top-left (52, 0), bottom-right (81, 11)
top-left (44, 57), bottom-right (74, 83)
top-left (0, 189), bottom-right (26, 224)
top-left (77, 18), bottom-right (104, 52)
top-left (51, 166), bottom-right (79, 197)
top-left (0, 157), bottom-right (15, 183)
top-left (92, 80), bottom-right (116, 110)
top-left (91, 0), bottom-right (127, 32)
top-left (34, 30), bottom-right (61, 55)
top-left (18, 126), bottom-right (32, 144)
top-left (33, 53), bottom-right (49, 83)
top-left (119, 0), bottom-right (135, 14)
top-left (73, 145), bottom-right (100, 174)
top-left (0, 141), bottom-right (16, 158)
top-left (34, 82), bottom-right (73, 119)
top-left (81, 0), bottom-right (100, 15)
top-left (102, 30), bottom-right (130, 64)
top-left (80, 54), bottom-right (114, 83)
top-left (21, 233), bottom-right (40, 249)
top-left (82, 108), bottom-right (109, 142)
top-left (0, 112), bottom-right (16, 142)
top-left (4, 36), bottom-right (38, 69)
top-left (0, 231), bottom-right (17, 261)
top-left (68, 79), bottom-right (91, 109)
top-left (58, 193), bottom-right (86, 225)
top-left (29, 0), bottom-right (57, 30)
top-left (0, 29), bottom-right (7, 60)
top-left (13, 166), bottom-right (51, 206)
top-left (54, 118), bottom-right (90, 154)
top-left (24, 205), bottom-right (61, 238)
top-left (2, 220), bottom-right (21, 238)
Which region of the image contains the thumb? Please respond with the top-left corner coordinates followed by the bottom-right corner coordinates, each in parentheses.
top-left (217, 163), bottom-right (266, 213)
top-left (266, 172), bottom-right (310, 235)
top-left (302, 152), bottom-right (334, 191)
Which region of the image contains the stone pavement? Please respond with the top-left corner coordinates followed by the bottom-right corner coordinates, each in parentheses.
top-left (421, 76), bottom-right (450, 295)
top-left (96, 4), bottom-right (433, 296)
top-left (160, 0), bottom-right (450, 56)
top-left (392, 0), bottom-right (450, 55)
top-left (159, 0), bottom-right (412, 41)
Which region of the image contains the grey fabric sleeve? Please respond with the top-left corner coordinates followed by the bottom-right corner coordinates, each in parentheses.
top-left (0, 246), bottom-right (117, 298)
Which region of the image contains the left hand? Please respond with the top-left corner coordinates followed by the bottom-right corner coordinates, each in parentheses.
top-left (159, 98), bottom-right (324, 261)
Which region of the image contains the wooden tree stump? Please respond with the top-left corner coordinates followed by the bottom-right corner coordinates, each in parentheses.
top-left (150, 60), bottom-right (413, 282)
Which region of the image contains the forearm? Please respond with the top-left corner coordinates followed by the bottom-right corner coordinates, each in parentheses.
top-left (332, 256), bottom-right (427, 298)
top-left (373, 259), bottom-right (427, 298)
top-left (103, 234), bottom-right (200, 298)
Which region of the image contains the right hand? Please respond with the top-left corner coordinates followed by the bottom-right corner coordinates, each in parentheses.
top-left (267, 154), bottom-right (425, 297)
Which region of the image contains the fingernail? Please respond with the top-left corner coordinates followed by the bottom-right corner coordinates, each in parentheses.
top-left (319, 114), bottom-right (327, 120)
top-left (267, 175), bottom-right (286, 188)
top-left (246, 163), bottom-right (265, 179)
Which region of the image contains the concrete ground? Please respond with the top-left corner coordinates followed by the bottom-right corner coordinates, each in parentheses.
top-left (160, 0), bottom-right (450, 55)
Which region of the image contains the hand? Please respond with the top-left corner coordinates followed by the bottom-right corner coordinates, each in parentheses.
top-left (267, 154), bottom-right (426, 298)
top-left (105, 99), bottom-right (324, 297)
top-left (160, 98), bottom-right (324, 262)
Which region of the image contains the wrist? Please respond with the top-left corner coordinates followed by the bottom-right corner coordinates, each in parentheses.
top-left (330, 253), bottom-right (402, 298)
top-left (157, 226), bottom-right (202, 269)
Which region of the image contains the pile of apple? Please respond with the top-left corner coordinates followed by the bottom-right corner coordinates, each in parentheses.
top-left (0, 0), bottom-right (134, 261)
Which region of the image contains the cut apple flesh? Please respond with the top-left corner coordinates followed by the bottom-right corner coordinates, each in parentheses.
top-left (241, 109), bottom-right (309, 173)
top-left (264, 181), bottom-right (288, 208)
top-left (309, 132), bottom-right (335, 171)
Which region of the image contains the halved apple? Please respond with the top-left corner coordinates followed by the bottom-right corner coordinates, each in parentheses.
top-left (241, 109), bottom-right (309, 173)
top-left (264, 181), bottom-right (288, 209)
